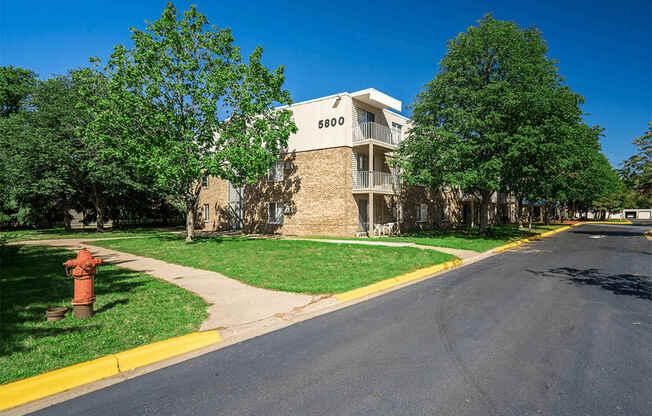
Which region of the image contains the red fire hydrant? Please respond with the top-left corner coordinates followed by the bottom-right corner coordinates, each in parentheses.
top-left (64, 249), bottom-right (103, 319)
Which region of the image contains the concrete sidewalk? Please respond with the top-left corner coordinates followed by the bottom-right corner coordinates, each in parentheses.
top-left (291, 238), bottom-right (479, 260)
top-left (10, 239), bottom-right (335, 332)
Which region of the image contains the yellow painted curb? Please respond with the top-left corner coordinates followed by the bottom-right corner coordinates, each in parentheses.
top-left (493, 226), bottom-right (571, 253)
top-left (335, 259), bottom-right (463, 303)
top-left (0, 356), bottom-right (119, 411)
top-left (0, 330), bottom-right (222, 411)
top-left (577, 221), bottom-right (631, 225)
top-left (115, 330), bottom-right (222, 372)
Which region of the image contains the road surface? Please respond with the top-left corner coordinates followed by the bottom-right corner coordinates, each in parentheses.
top-left (32, 224), bottom-right (652, 415)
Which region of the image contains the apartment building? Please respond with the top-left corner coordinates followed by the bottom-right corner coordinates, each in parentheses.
top-left (198, 88), bottom-right (437, 236)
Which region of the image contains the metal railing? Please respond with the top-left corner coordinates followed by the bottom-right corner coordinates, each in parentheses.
top-left (353, 121), bottom-right (400, 146)
top-left (352, 170), bottom-right (401, 192)
top-left (373, 171), bottom-right (401, 192)
top-left (353, 170), bottom-right (369, 189)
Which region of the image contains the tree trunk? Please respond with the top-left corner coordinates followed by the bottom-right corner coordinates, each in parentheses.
top-left (185, 200), bottom-right (196, 242)
top-left (528, 205), bottom-right (533, 231)
top-left (517, 196), bottom-right (524, 227)
top-left (63, 199), bottom-right (72, 233)
top-left (92, 184), bottom-right (104, 232)
top-left (478, 191), bottom-right (492, 234)
top-left (544, 202), bottom-right (551, 225)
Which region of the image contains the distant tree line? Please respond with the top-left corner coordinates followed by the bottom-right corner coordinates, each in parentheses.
top-left (0, 64), bottom-right (184, 231)
top-left (399, 14), bottom-right (649, 231)
top-left (0, 3), bottom-right (296, 241)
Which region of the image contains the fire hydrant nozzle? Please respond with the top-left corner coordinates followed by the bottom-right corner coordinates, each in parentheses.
top-left (63, 249), bottom-right (103, 319)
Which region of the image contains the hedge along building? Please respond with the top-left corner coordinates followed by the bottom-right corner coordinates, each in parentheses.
top-left (197, 88), bottom-right (445, 236)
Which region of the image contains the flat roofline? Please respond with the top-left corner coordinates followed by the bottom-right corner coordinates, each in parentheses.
top-left (275, 91), bottom-right (350, 110)
top-left (385, 109), bottom-right (410, 122)
top-left (276, 88), bottom-right (406, 115)
top-left (350, 88), bottom-right (401, 112)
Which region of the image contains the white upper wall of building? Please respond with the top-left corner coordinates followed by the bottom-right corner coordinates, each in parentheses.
top-left (350, 88), bottom-right (402, 112)
top-left (277, 88), bottom-right (410, 153)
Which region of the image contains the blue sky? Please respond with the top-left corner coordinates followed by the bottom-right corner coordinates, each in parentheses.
top-left (1, 0), bottom-right (649, 166)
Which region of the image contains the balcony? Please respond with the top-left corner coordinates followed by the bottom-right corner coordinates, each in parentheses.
top-left (353, 121), bottom-right (401, 147)
top-left (353, 170), bottom-right (401, 193)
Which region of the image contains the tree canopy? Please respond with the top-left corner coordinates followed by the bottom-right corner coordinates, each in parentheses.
top-left (91, 2), bottom-right (296, 241)
top-left (402, 14), bottom-right (578, 231)
top-left (400, 14), bottom-right (619, 229)
top-left (621, 123), bottom-right (652, 203)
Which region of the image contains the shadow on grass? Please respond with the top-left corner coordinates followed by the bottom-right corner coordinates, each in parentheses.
top-left (123, 234), bottom-right (265, 245)
top-left (401, 225), bottom-right (534, 241)
top-left (95, 299), bottom-right (129, 314)
top-left (0, 245), bottom-right (147, 356)
top-left (526, 267), bottom-right (651, 301)
top-left (1, 226), bottom-right (182, 242)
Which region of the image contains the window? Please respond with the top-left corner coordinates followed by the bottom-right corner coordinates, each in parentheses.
top-left (391, 122), bottom-right (402, 143)
top-left (359, 110), bottom-right (375, 123)
top-left (268, 202), bottom-right (284, 225)
top-left (203, 203), bottom-right (210, 222)
top-left (267, 160), bottom-right (284, 182)
top-left (416, 203), bottom-right (428, 223)
top-left (202, 175), bottom-right (209, 189)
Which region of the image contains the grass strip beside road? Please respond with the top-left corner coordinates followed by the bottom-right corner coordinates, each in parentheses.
top-left (0, 245), bottom-right (208, 385)
top-left (90, 236), bottom-right (457, 294)
top-left (301, 224), bottom-right (567, 252)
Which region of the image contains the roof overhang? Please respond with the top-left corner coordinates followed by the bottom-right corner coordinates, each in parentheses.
top-left (350, 88), bottom-right (402, 112)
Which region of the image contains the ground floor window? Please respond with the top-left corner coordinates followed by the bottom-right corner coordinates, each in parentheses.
top-left (268, 202), bottom-right (284, 225)
top-left (203, 203), bottom-right (210, 222)
top-left (416, 203), bottom-right (427, 223)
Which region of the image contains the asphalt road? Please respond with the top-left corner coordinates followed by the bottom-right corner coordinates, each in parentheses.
top-left (33, 224), bottom-right (652, 416)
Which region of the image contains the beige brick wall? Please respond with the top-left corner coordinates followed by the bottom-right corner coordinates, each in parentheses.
top-left (197, 175), bottom-right (229, 230)
top-left (198, 147), bottom-right (359, 236)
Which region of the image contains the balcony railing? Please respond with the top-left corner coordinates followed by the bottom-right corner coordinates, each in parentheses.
top-left (353, 170), bottom-right (370, 189)
top-left (353, 121), bottom-right (400, 146)
top-left (353, 170), bottom-right (401, 192)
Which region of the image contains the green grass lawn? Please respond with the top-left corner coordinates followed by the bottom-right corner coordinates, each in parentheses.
top-left (0, 244), bottom-right (207, 385)
top-left (90, 236), bottom-right (456, 294)
top-left (1, 227), bottom-right (178, 242)
top-left (301, 224), bottom-right (567, 252)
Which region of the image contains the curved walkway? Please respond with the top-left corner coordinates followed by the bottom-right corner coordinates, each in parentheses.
top-left (9, 238), bottom-right (332, 332)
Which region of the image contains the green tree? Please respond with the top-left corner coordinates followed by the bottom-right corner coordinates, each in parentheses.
top-left (566, 148), bottom-right (622, 217)
top-left (0, 66), bottom-right (37, 224)
top-left (2, 76), bottom-right (79, 229)
top-left (503, 85), bottom-right (589, 227)
top-left (72, 67), bottom-right (149, 232)
top-left (0, 66), bottom-right (36, 117)
top-left (92, 3), bottom-right (296, 241)
top-left (621, 123), bottom-right (652, 204)
top-left (1, 69), bottom-right (149, 231)
top-left (402, 14), bottom-right (562, 233)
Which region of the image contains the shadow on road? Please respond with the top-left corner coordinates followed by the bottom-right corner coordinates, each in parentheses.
top-left (570, 229), bottom-right (645, 237)
top-left (526, 267), bottom-right (652, 301)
